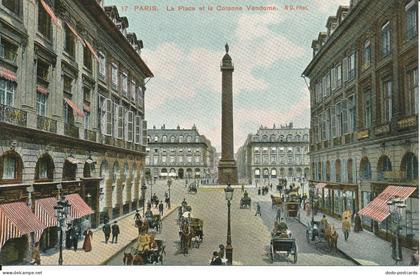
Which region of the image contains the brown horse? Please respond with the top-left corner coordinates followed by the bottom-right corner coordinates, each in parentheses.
top-left (133, 253), bottom-right (145, 265)
top-left (325, 224), bottom-right (338, 251)
top-left (123, 252), bottom-right (133, 265)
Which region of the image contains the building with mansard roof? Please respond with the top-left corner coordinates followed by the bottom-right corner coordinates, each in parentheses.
top-left (145, 124), bottom-right (216, 180)
top-left (236, 123), bottom-right (310, 185)
top-left (302, 0), bottom-right (418, 248)
top-left (0, 0), bottom-right (152, 263)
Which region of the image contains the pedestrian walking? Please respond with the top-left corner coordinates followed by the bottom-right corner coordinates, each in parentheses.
top-left (276, 207), bottom-right (282, 222)
top-left (72, 227), bottom-right (79, 251)
top-left (111, 221), bottom-right (120, 244)
top-left (134, 210), bottom-right (141, 222)
top-left (65, 224), bottom-right (73, 249)
top-left (354, 213), bottom-right (363, 232)
top-left (342, 217), bottom-right (351, 241)
top-left (32, 242), bottom-right (41, 265)
top-left (241, 184), bottom-right (244, 193)
top-left (82, 229), bottom-right (93, 252)
top-left (103, 222), bottom-right (111, 244)
top-left (258, 187), bottom-right (261, 195)
top-left (255, 202), bottom-right (261, 216)
top-left (159, 201), bottom-right (164, 216)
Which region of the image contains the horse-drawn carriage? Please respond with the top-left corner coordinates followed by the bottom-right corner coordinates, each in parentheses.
top-left (178, 217), bottom-right (204, 255)
top-left (124, 233), bottom-right (165, 265)
top-left (306, 219), bottom-right (338, 251)
top-left (271, 195), bottom-right (282, 208)
top-left (188, 182), bottom-right (197, 194)
top-left (270, 237), bottom-right (298, 263)
top-left (240, 191), bottom-right (251, 209)
top-left (144, 210), bottom-right (162, 233)
top-left (284, 186), bottom-right (300, 218)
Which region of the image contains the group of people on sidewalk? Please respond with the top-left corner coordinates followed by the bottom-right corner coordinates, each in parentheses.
top-left (102, 220), bottom-right (121, 244)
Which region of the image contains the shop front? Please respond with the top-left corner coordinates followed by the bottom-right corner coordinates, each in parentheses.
top-left (359, 184), bottom-right (418, 249)
top-left (311, 181), bottom-right (358, 220)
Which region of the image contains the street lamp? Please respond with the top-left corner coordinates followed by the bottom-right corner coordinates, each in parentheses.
top-left (54, 195), bottom-right (71, 266)
top-left (141, 181), bottom-right (147, 216)
top-left (224, 182), bottom-right (234, 265)
top-left (167, 177), bottom-right (172, 209)
top-left (387, 197), bottom-right (406, 263)
top-left (309, 184), bottom-right (315, 223)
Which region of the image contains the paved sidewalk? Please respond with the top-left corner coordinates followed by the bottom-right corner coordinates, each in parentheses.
top-left (297, 210), bottom-right (415, 266)
top-left (41, 205), bottom-right (178, 265)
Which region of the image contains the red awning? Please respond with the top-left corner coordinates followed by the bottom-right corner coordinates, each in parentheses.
top-left (65, 22), bottom-right (85, 46)
top-left (36, 85), bottom-right (49, 95)
top-left (84, 40), bottom-right (99, 62)
top-left (0, 202), bottom-right (47, 250)
top-left (315, 182), bottom-right (327, 189)
top-left (34, 197), bottom-right (58, 242)
top-left (40, 0), bottom-right (61, 28)
top-left (358, 185), bottom-right (416, 222)
top-left (0, 67), bottom-right (17, 82)
top-left (64, 97), bottom-right (84, 117)
top-left (65, 194), bottom-right (94, 220)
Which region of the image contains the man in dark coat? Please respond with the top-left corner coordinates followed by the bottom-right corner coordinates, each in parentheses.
top-left (72, 226), bottom-right (79, 251)
top-left (111, 221), bottom-right (120, 244)
top-left (102, 222), bottom-right (111, 244)
top-left (65, 224), bottom-right (73, 249)
top-left (158, 201), bottom-right (164, 216)
top-left (210, 251), bottom-right (222, 265)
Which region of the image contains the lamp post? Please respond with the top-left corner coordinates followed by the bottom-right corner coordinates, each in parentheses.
top-left (224, 182), bottom-right (234, 265)
top-left (141, 181), bottom-right (147, 216)
top-left (167, 177), bottom-right (172, 209)
top-left (387, 197), bottom-right (406, 263)
top-left (54, 195), bottom-right (71, 266)
top-left (309, 184), bottom-right (315, 223)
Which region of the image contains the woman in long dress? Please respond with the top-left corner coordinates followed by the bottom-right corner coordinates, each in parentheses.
top-left (82, 229), bottom-right (93, 252)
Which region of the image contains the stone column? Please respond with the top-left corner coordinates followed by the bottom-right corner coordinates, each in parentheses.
top-left (218, 44), bottom-right (238, 185)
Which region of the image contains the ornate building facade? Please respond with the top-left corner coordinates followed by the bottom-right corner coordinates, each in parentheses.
top-left (303, 0), bottom-right (418, 247)
top-left (145, 125), bottom-right (216, 180)
top-left (236, 123), bottom-right (310, 185)
top-left (0, 0), bottom-right (152, 263)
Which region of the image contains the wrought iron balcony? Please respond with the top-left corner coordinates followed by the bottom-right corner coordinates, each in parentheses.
top-left (0, 104), bottom-right (27, 127)
top-left (36, 115), bottom-right (57, 133)
top-left (64, 123), bottom-right (79, 138)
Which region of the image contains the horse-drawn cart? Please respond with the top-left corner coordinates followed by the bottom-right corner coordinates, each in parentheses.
top-left (270, 236), bottom-right (298, 264)
top-left (271, 195), bottom-right (282, 208)
top-left (306, 220), bottom-right (338, 251)
top-left (128, 233), bottom-right (165, 265)
top-left (188, 182), bottom-right (197, 194)
top-left (190, 218), bottom-right (204, 248)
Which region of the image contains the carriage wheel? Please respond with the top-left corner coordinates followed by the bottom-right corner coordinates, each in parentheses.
top-left (293, 248), bottom-right (298, 264)
top-left (269, 245), bottom-right (274, 263)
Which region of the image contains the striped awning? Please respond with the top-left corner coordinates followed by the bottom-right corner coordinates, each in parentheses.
top-left (36, 85), bottom-right (49, 95)
top-left (64, 97), bottom-right (84, 117)
top-left (34, 197), bottom-right (58, 242)
top-left (65, 194), bottom-right (94, 220)
top-left (40, 0), bottom-right (61, 28)
top-left (358, 185), bottom-right (416, 222)
top-left (0, 202), bottom-right (47, 251)
top-left (0, 67), bottom-right (17, 82)
top-left (315, 182), bottom-right (327, 189)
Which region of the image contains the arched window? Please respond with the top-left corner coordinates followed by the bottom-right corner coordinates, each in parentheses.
top-left (288, 168), bottom-right (293, 177)
top-left (154, 136), bottom-right (158, 142)
top-left (271, 168), bottom-right (277, 178)
top-left (0, 151), bottom-right (23, 182)
top-left (262, 135), bottom-right (268, 142)
top-left (347, 159), bottom-right (353, 183)
top-left (263, 168), bottom-right (269, 178)
top-left (279, 135), bottom-right (284, 142)
top-left (303, 134), bottom-right (309, 141)
top-left (286, 134), bottom-right (293, 142)
top-left (270, 134), bottom-right (276, 142)
top-left (401, 152), bottom-right (418, 181)
top-left (62, 159), bottom-right (77, 181)
top-left (195, 136), bottom-right (200, 142)
top-left (360, 157), bottom-right (372, 180)
top-left (254, 168), bottom-right (260, 178)
top-left (295, 135), bottom-right (301, 142)
top-left (83, 162), bottom-right (91, 178)
top-left (179, 135), bottom-right (184, 142)
top-left (335, 159), bottom-right (341, 182)
top-left (377, 155), bottom-right (392, 180)
top-left (35, 154), bottom-right (54, 181)
top-left (124, 162), bottom-right (129, 177)
top-left (162, 135), bottom-right (167, 142)
top-left (170, 136), bottom-right (176, 142)
top-left (147, 136), bottom-right (151, 143)
top-left (112, 162), bottom-right (120, 182)
top-left (187, 136), bottom-right (192, 142)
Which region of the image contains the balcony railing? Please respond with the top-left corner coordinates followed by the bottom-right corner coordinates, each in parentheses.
top-left (84, 129), bottom-right (97, 142)
top-left (0, 104), bottom-right (27, 127)
top-left (397, 115), bottom-right (417, 131)
top-left (357, 129), bottom-right (369, 140)
top-left (64, 123), bottom-right (79, 138)
top-left (37, 115), bottom-right (57, 133)
top-left (374, 124), bottom-right (390, 136)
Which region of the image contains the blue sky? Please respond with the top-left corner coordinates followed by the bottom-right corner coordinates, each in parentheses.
top-left (107, 0), bottom-right (349, 151)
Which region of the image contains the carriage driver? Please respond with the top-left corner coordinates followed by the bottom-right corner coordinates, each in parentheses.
top-left (278, 218), bottom-right (288, 232)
